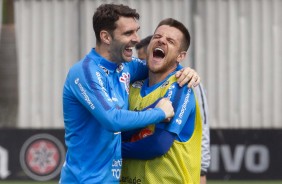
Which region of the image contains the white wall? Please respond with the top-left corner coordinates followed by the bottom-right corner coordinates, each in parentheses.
top-left (14, 0), bottom-right (282, 128)
top-left (193, 0), bottom-right (282, 128)
top-left (14, 0), bottom-right (80, 128)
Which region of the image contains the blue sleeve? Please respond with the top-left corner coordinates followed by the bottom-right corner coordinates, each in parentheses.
top-left (122, 129), bottom-right (141, 142)
top-left (158, 83), bottom-right (196, 141)
top-left (64, 61), bottom-right (165, 132)
top-left (127, 58), bottom-right (148, 82)
top-left (122, 128), bottom-right (176, 160)
top-left (121, 98), bottom-right (164, 141)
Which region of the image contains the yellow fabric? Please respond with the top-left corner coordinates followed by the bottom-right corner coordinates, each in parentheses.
top-left (121, 76), bottom-right (202, 184)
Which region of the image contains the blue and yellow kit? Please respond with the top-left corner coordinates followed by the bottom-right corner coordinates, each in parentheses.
top-left (60, 49), bottom-right (166, 184)
top-left (121, 70), bottom-right (202, 184)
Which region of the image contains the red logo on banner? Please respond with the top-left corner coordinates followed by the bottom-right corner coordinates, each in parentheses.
top-left (25, 139), bottom-right (59, 175)
top-left (20, 134), bottom-right (65, 181)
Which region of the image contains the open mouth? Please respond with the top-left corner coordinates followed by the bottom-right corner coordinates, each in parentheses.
top-left (125, 46), bottom-right (133, 52)
top-left (153, 48), bottom-right (165, 59)
top-left (124, 46), bottom-right (134, 57)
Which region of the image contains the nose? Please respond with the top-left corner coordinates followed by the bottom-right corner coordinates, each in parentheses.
top-left (132, 32), bottom-right (140, 44)
top-left (157, 36), bottom-right (166, 45)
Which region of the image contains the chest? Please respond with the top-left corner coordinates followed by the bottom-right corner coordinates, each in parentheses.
top-left (129, 84), bottom-right (171, 111)
top-left (105, 71), bottom-right (131, 109)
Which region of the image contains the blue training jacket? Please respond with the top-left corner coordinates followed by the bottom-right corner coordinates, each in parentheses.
top-left (59, 49), bottom-right (165, 184)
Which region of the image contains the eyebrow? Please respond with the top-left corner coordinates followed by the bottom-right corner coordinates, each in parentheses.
top-left (153, 34), bottom-right (176, 43)
top-left (123, 26), bottom-right (140, 35)
top-left (167, 37), bottom-right (175, 43)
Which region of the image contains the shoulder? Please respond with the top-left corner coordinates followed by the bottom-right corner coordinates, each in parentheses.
top-left (125, 57), bottom-right (146, 67)
top-left (131, 80), bottom-right (145, 89)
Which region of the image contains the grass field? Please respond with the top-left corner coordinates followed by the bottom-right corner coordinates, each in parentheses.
top-left (1, 181), bottom-right (282, 184)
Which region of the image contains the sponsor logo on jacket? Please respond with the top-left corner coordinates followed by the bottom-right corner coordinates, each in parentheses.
top-left (120, 73), bottom-right (130, 94)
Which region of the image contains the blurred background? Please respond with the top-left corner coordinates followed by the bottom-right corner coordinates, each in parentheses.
top-left (0, 0), bottom-right (281, 183)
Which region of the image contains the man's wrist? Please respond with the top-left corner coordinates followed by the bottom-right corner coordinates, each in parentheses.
top-left (200, 170), bottom-right (207, 176)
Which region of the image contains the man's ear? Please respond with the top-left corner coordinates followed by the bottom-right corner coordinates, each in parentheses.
top-left (176, 51), bottom-right (187, 63)
top-left (100, 30), bottom-right (112, 45)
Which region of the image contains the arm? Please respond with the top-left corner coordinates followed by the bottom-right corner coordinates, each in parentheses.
top-left (122, 82), bottom-right (196, 158)
top-left (122, 129), bottom-right (141, 142)
top-left (65, 64), bottom-right (171, 132)
top-left (158, 83), bottom-right (196, 141)
top-left (200, 176), bottom-right (207, 184)
top-left (128, 58), bottom-right (148, 82)
top-left (194, 83), bottom-right (211, 178)
top-left (122, 128), bottom-right (176, 159)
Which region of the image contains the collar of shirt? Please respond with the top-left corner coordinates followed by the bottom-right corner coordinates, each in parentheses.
top-left (88, 48), bottom-right (120, 72)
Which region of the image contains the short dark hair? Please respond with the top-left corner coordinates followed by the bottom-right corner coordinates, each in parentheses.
top-left (155, 18), bottom-right (190, 51)
top-left (135, 35), bottom-right (153, 50)
top-left (93, 3), bottom-right (140, 44)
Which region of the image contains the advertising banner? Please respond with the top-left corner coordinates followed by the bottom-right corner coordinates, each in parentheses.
top-left (0, 129), bottom-right (65, 181)
top-left (208, 129), bottom-right (282, 180)
top-left (0, 129), bottom-right (281, 181)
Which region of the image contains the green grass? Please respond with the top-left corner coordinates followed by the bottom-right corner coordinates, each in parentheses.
top-left (1, 181), bottom-right (282, 184)
top-left (209, 181), bottom-right (282, 184)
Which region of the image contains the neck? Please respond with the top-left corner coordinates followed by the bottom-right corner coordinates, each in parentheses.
top-left (95, 44), bottom-right (111, 62)
top-left (148, 66), bottom-right (177, 86)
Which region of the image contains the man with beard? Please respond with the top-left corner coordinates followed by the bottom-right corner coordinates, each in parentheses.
top-left (133, 35), bottom-right (211, 184)
top-left (60, 3), bottom-right (200, 184)
top-left (121, 18), bottom-right (203, 184)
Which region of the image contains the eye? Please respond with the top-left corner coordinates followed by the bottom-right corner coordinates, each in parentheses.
top-left (153, 34), bottom-right (161, 39)
top-left (124, 32), bottom-right (132, 36)
top-left (167, 39), bottom-right (175, 45)
top-left (124, 30), bottom-right (134, 36)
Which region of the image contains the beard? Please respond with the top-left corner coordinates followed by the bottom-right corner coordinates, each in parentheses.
top-left (108, 42), bottom-right (124, 63)
top-left (109, 37), bottom-right (134, 63)
top-left (148, 58), bottom-right (178, 74)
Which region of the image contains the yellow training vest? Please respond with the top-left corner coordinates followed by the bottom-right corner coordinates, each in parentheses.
top-left (121, 76), bottom-right (202, 184)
